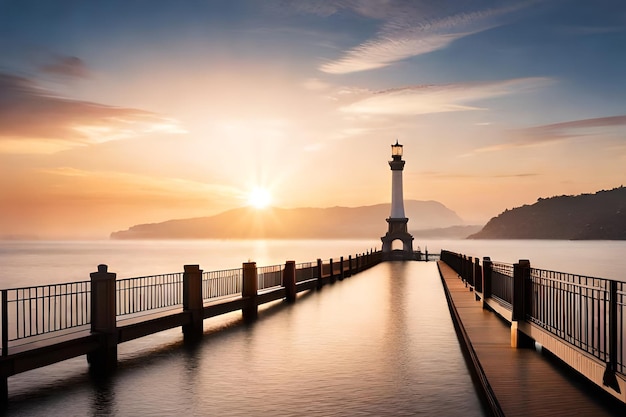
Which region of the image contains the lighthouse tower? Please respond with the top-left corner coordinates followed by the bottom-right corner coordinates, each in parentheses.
top-left (381, 140), bottom-right (414, 260)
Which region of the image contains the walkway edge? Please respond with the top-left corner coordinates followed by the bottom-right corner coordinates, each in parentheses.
top-left (436, 261), bottom-right (504, 417)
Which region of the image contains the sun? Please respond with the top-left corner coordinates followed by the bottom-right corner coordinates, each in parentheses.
top-left (247, 187), bottom-right (272, 209)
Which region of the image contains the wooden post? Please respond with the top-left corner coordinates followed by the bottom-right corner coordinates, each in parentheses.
top-left (88, 264), bottom-right (118, 374)
top-left (512, 260), bottom-right (530, 321)
top-left (512, 259), bottom-right (531, 347)
top-left (316, 259), bottom-right (323, 289)
top-left (329, 258), bottom-right (335, 283)
top-left (242, 262), bottom-right (258, 321)
top-left (183, 265), bottom-right (203, 342)
top-left (603, 280), bottom-right (621, 392)
top-left (1, 290), bottom-right (7, 357)
top-left (461, 255), bottom-right (467, 287)
top-left (1, 290), bottom-right (7, 402)
top-left (283, 261), bottom-right (296, 302)
top-left (339, 256), bottom-right (345, 280)
top-left (482, 257), bottom-right (492, 303)
top-left (474, 257), bottom-right (482, 297)
top-left (347, 255), bottom-right (353, 277)
top-left (468, 256), bottom-right (474, 289)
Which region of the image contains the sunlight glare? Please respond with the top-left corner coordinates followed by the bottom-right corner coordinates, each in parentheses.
top-left (248, 187), bottom-right (272, 209)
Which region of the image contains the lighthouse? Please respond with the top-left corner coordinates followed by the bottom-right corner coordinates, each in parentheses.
top-left (381, 140), bottom-right (415, 260)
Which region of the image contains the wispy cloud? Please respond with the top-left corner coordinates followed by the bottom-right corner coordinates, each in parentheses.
top-left (338, 77), bottom-right (549, 115)
top-left (302, 77), bottom-right (332, 91)
top-left (417, 171), bottom-right (539, 180)
top-left (41, 167), bottom-right (244, 203)
top-left (315, 0), bottom-right (536, 74)
top-left (40, 55), bottom-right (90, 79)
top-left (524, 115), bottom-right (626, 135)
top-left (470, 115), bottom-right (626, 154)
top-left (0, 73), bottom-right (186, 153)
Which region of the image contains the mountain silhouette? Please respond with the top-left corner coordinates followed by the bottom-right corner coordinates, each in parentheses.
top-left (468, 186), bottom-right (626, 240)
top-left (111, 200), bottom-right (463, 239)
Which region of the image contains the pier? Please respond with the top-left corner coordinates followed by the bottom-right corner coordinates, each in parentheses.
top-left (1, 248), bottom-right (626, 415)
top-left (0, 250), bottom-right (384, 404)
top-left (440, 250), bottom-right (626, 416)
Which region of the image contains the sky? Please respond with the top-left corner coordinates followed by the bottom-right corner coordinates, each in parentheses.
top-left (0, 0), bottom-right (625, 239)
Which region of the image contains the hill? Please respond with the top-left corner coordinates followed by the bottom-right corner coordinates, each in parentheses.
top-left (468, 186), bottom-right (626, 240)
top-left (110, 200), bottom-right (464, 239)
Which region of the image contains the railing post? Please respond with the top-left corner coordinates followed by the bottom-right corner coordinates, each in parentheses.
top-left (460, 255), bottom-right (467, 287)
top-left (474, 257), bottom-right (482, 296)
top-left (468, 256), bottom-right (474, 289)
top-left (339, 256), bottom-right (345, 280)
top-left (316, 259), bottom-right (323, 289)
top-left (1, 289), bottom-right (7, 402)
top-left (425, 247), bottom-right (429, 262)
top-left (283, 261), bottom-right (296, 302)
top-left (329, 258), bottom-right (335, 283)
top-left (511, 259), bottom-right (531, 348)
top-left (183, 265), bottom-right (203, 342)
top-left (88, 264), bottom-right (118, 374)
top-left (347, 255), bottom-right (353, 277)
top-left (1, 290), bottom-right (7, 357)
top-left (482, 257), bottom-right (492, 305)
top-left (242, 262), bottom-right (258, 321)
top-left (603, 280), bottom-right (621, 392)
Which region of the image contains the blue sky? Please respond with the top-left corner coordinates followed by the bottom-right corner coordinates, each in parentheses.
top-left (0, 0), bottom-right (625, 238)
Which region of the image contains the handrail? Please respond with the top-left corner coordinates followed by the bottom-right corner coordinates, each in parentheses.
top-left (441, 249), bottom-right (625, 377)
top-left (0, 250), bottom-right (383, 354)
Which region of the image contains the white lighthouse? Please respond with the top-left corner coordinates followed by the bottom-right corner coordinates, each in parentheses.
top-left (389, 140), bottom-right (406, 218)
top-left (381, 140), bottom-right (414, 260)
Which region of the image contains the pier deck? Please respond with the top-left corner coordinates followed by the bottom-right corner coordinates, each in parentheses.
top-left (438, 261), bottom-right (624, 416)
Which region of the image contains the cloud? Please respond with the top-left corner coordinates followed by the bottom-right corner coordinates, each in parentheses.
top-left (471, 115), bottom-right (626, 154)
top-left (0, 73), bottom-right (186, 153)
top-left (302, 77), bottom-right (332, 91)
top-left (338, 77), bottom-right (549, 115)
top-left (41, 167), bottom-right (243, 202)
top-left (418, 171), bottom-right (539, 179)
top-left (40, 55), bottom-right (90, 78)
top-left (524, 115), bottom-right (626, 136)
top-left (317, 0), bottom-right (536, 74)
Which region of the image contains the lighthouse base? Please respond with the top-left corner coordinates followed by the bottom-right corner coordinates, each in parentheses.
top-left (381, 218), bottom-right (415, 261)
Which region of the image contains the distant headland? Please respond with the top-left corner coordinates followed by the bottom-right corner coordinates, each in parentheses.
top-left (469, 186), bottom-right (626, 240)
top-left (111, 200), bottom-right (470, 240)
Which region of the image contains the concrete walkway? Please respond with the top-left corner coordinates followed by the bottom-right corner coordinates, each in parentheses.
top-left (437, 261), bottom-right (626, 417)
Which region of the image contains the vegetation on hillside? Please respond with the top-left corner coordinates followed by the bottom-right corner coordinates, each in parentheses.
top-left (468, 186), bottom-right (626, 240)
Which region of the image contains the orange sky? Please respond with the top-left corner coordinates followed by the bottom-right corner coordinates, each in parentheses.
top-left (1, 1), bottom-right (625, 239)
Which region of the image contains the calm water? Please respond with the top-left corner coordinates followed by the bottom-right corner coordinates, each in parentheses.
top-left (3, 260), bottom-right (485, 416)
top-left (1, 239), bottom-right (625, 288)
top-left (1, 238), bottom-right (625, 415)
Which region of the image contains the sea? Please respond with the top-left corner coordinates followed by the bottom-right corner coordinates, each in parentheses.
top-left (1, 238), bottom-right (625, 415)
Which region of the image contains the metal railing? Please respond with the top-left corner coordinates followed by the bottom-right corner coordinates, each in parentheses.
top-left (332, 260), bottom-right (342, 275)
top-left (258, 264), bottom-right (284, 291)
top-left (491, 262), bottom-right (514, 308)
top-left (202, 268), bottom-right (242, 300)
top-left (527, 269), bottom-right (626, 372)
top-left (442, 249), bottom-right (626, 377)
top-left (440, 250), bottom-right (464, 277)
top-left (295, 262), bottom-right (317, 283)
top-left (2, 281), bottom-right (91, 353)
top-left (1, 250), bottom-right (383, 354)
top-left (618, 282), bottom-right (625, 374)
top-left (321, 260), bottom-right (331, 277)
top-left (116, 272), bottom-right (184, 316)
